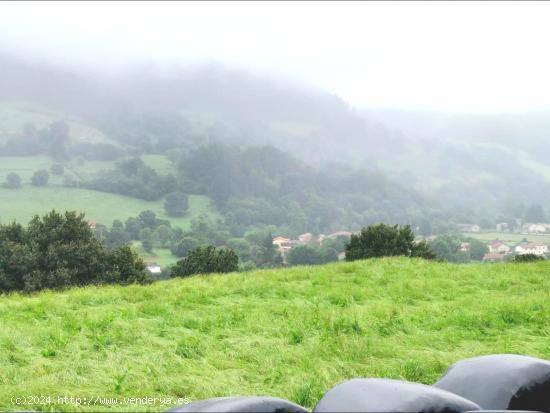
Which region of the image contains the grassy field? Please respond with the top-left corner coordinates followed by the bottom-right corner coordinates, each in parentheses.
top-left (131, 242), bottom-right (178, 267)
top-left (0, 185), bottom-right (218, 230)
top-left (0, 101), bottom-right (111, 145)
top-left (0, 153), bottom-right (217, 230)
top-left (1, 258), bottom-right (549, 412)
top-left (0, 155), bottom-right (175, 183)
top-left (464, 231), bottom-right (550, 244)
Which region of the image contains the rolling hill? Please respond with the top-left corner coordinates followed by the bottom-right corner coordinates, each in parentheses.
top-left (2, 53), bottom-right (550, 226)
top-left (1, 257), bottom-right (548, 411)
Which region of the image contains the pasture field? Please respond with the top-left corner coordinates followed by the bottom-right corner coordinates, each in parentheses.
top-left (0, 101), bottom-right (111, 145)
top-left (132, 242), bottom-right (179, 268)
top-left (464, 231), bottom-right (550, 244)
top-left (1, 258), bottom-right (549, 411)
top-left (0, 155), bottom-right (175, 183)
top-left (0, 186), bottom-right (218, 230)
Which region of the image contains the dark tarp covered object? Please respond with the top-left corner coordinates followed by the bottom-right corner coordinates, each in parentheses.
top-left (166, 396), bottom-right (309, 412)
top-left (312, 378), bottom-right (481, 412)
top-left (434, 354), bottom-right (550, 412)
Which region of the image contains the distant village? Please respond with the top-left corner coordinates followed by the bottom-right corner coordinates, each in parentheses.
top-left (429, 222), bottom-right (550, 262)
top-left (273, 222), bottom-right (550, 265)
top-left (272, 231), bottom-right (352, 264)
top-left (88, 219), bottom-right (549, 275)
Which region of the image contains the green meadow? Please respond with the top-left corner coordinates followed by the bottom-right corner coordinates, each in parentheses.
top-left (0, 101), bottom-right (111, 145)
top-left (465, 231), bottom-right (550, 244)
top-left (0, 153), bottom-right (218, 230)
top-left (1, 257), bottom-right (549, 412)
top-left (0, 185), bottom-right (217, 231)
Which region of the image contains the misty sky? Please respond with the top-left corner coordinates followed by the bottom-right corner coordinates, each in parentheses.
top-left (2, 1), bottom-right (550, 113)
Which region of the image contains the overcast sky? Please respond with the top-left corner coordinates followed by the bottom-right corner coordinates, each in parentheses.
top-left (2, 1), bottom-right (550, 113)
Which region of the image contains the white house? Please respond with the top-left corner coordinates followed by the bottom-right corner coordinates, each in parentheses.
top-left (457, 224), bottom-right (480, 233)
top-left (515, 243), bottom-right (548, 256)
top-left (459, 242), bottom-right (470, 252)
top-left (146, 263), bottom-right (162, 274)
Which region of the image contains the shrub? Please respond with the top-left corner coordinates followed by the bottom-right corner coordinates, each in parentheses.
top-left (513, 254), bottom-right (544, 263)
top-left (171, 245), bottom-right (239, 277)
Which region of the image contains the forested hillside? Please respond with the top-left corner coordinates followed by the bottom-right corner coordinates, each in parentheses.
top-left (1, 52), bottom-right (550, 240)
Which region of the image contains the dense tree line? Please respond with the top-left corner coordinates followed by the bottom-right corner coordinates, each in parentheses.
top-left (427, 233), bottom-right (489, 263)
top-left (176, 143), bottom-right (433, 235)
top-left (82, 158), bottom-right (177, 201)
top-left (0, 121), bottom-right (124, 161)
top-left (0, 210), bottom-right (149, 293)
top-left (96, 211), bottom-right (284, 270)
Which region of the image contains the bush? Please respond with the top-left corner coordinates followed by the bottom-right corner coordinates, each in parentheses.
top-left (346, 223), bottom-right (435, 261)
top-left (4, 173), bottom-right (21, 189)
top-left (171, 245), bottom-right (239, 277)
top-left (513, 253), bottom-right (544, 262)
top-left (30, 169), bottom-right (49, 186)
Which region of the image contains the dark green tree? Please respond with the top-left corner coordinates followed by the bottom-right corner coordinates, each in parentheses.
top-left (154, 225), bottom-right (172, 248)
top-left (469, 239), bottom-right (489, 261)
top-left (45, 121), bottom-right (70, 160)
top-left (4, 173), bottom-right (21, 189)
top-left (170, 236), bottom-right (199, 257)
top-left (410, 240), bottom-right (436, 260)
top-left (138, 210), bottom-right (157, 228)
top-left (253, 232), bottom-right (282, 268)
top-left (124, 217), bottom-right (143, 239)
top-left (171, 245), bottom-right (238, 277)
top-left (104, 245), bottom-right (149, 284)
top-left (105, 220), bottom-right (130, 249)
top-left (164, 192), bottom-right (189, 217)
top-left (0, 210), bottom-right (149, 292)
top-left (0, 222), bottom-right (31, 292)
top-left (31, 169), bottom-right (49, 186)
top-left (346, 224), bottom-right (434, 261)
top-left (428, 233), bottom-right (463, 262)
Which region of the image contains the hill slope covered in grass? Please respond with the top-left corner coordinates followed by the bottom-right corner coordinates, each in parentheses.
top-left (0, 186), bottom-right (216, 231)
top-left (1, 258), bottom-right (549, 412)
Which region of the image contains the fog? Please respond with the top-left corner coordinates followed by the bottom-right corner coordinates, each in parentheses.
top-left (1, 1), bottom-right (550, 250)
top-left (3, 1), bottom-right (550, 112)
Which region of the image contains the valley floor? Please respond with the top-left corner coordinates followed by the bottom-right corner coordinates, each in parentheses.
top-left (1, 258), bottom-right (549, 411)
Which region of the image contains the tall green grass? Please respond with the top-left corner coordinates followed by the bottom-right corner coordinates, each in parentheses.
top-left (1, 258), bottom-right (549, 411)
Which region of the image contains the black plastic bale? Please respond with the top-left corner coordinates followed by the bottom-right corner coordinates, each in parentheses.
top-left (434, 354), bottom-right (550, 412)
top-left (166, 396), bottom-right (310, 412)
top-left (312, 378), bottom-right (481, 412)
